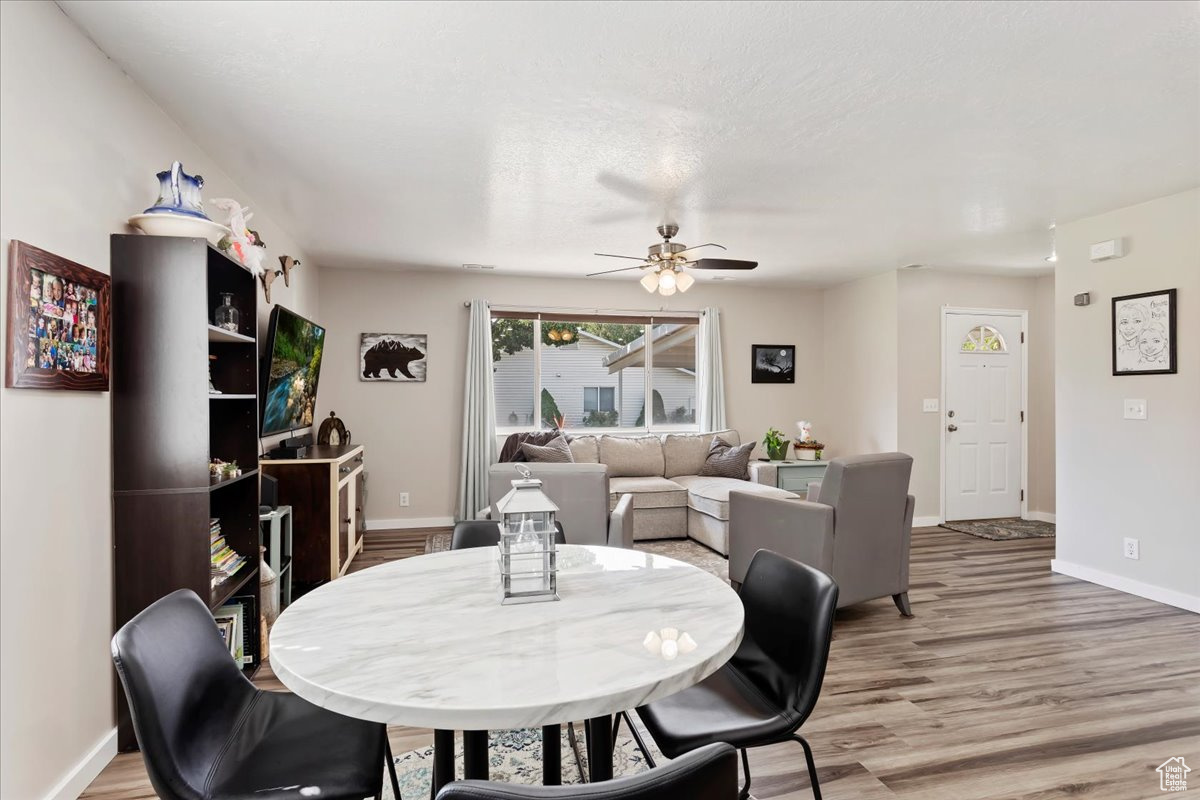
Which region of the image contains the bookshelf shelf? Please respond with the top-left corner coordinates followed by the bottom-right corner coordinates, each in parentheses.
top-left (208, 324), bottom-right (255, 344)
top-left (111, 234), bottom-right (263, 752)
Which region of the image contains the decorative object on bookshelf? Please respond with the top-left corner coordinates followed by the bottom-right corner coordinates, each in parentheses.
top-left (210, 459), bottom-right (243, 479)
top-left (213, 292), bottom-right (240, 332)
top-left (6, 240), bottom-right (111, 391)
top-left (126, 161), bottom-right (230, 244)
top-left (209, 197), bottom-right (268, 277)
top-left (360, 333), bottom-right (428, 381)
top-left (260, 545), bottom-right (279, 659)
top-left (317, 411), bottom-right (351, 446)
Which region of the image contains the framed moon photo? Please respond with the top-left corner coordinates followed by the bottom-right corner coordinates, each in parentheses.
top-left (360, 333), bottom-right (427, 381)
top-left (751, 344), bottom-right (795, 384)
top-left (1112, 289), bottom-right (1176, 375)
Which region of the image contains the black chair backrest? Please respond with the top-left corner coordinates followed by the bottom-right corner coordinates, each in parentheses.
top-left (111, 589), bottom-right (257, 800)
top-left (732, 550), bottom-right (838, 724)
top-left (451, 520), bottom-right (566, 550)
top-left (436, 742), bottom-right (738, 799)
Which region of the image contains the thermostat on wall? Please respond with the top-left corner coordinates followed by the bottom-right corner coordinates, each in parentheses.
top-left (1074, 292), bottom-right (1090, 306)
top-left (1089, 238), bottom-right (1125, 261)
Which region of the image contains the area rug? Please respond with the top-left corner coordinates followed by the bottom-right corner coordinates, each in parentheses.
top-left (941, 518), bottom-right (1055, 541)
top-left (425, 531), bottom-right (451, 553)
top-left (385, 719), bottom-right (664, 798)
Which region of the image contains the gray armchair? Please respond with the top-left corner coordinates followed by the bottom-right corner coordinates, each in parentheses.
top-left (486, 463), bottom-right (633, 548)
top-left (727, 452), bottom-right (916, 616)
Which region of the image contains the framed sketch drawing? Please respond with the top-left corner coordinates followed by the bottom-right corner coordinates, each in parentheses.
top-left (751, 344), bottom-right (795, 384)
top-left (360, 333), bottom-right (427, 381)
top-left (1112, 289), bottom-right (1176, 375)
top-left (5, 240), bottom-right (111, 391)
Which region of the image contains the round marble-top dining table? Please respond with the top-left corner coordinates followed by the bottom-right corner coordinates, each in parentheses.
top-left (270, 544), bottom-right (744, 793)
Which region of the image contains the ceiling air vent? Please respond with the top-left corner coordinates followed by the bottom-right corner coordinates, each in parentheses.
top-left (463, 264), bottom-right (496, 271)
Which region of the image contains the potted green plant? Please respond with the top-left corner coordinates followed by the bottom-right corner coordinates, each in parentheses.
top-left (763, 428), bottom-right (789, 461)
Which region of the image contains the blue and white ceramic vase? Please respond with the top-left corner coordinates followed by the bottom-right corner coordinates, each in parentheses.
top-left (144, 161), bottom-right (211, 219)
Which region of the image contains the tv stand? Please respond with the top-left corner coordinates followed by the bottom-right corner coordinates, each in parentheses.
top-left (260, 444), bottom-right (366, 593)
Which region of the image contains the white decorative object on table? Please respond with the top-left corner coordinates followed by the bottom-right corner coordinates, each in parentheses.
top-left (270, 545), bottom-right (744, 731)
top-left (495, 465), bottom-right (559, 604)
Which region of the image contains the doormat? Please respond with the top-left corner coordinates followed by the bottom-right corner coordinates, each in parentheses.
top-left (425, 531), bottom-right (452, 553)
top-left (941, 518), bottom-right (1055, 541)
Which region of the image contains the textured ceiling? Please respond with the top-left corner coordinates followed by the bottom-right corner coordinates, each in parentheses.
top-left (61, 0), bottom-right (1199, 285)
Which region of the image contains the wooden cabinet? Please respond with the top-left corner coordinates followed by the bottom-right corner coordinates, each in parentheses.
top-left (261, 444), bottom-right (365, 592)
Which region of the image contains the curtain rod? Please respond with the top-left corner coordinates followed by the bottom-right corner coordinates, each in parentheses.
top-left (462, 302), bottom-right (704, 317)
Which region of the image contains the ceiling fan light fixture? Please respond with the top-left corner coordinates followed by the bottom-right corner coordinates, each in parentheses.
top-left (657, 269), bottom-right (677, 291)
top-left (658, 282), bottom-right (677, 297)
top-left (640, 272), bottom-right (660, 293)
top-left (675, 270), bottom-right (695, 292)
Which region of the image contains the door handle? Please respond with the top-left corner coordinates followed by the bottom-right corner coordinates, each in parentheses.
top-left (947, 424), bottom-right (958, 432)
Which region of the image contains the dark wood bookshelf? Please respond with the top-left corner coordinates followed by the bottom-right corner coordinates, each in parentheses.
top-left (111, 234), bottom-right (263, 751)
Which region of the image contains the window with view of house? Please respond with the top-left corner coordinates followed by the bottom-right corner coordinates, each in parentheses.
top-left (491, 312), bottom-right (699, 431)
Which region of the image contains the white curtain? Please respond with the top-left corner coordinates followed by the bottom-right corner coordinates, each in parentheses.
top-left (457, 300), bottom-right (497, 520)
top-left (698, 306), bottom-right (727, 432)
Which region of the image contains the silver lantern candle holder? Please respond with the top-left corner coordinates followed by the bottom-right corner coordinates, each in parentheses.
top-left (495, 466), bottom-right (560, 605)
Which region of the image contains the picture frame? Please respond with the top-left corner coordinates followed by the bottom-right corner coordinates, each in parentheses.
top-left (360, 333), bottom-right (428, 382)
top-left (751, 344), bottom-right (795, 384)
top-left (1112, 288), bottom-right (1176, 376)
top-left (5, 240), bottom-right (111, 391)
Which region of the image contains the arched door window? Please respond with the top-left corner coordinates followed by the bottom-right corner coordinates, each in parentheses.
top-left (961, 325), bottom-right (1007, 353)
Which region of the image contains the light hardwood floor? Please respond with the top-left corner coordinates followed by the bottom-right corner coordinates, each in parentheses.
top-left (82, 528), bottom-right (1200, 800)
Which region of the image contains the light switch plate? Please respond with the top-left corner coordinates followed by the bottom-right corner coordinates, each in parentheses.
top-left (923, 399), bottom-right (939, 413)
top-left (1123, 399), bottom-right (1147, 420)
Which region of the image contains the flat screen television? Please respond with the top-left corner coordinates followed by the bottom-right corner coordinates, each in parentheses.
top-left (260, 305), bottom-right (326, 437)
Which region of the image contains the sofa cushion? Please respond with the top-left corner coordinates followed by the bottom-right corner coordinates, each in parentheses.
top-left (608, 476), bottom-right (688, 510)
top-left (663, 430), bottom-right (741, 477)
top-left (522, 435), bottom-right (574, 463)
top-left (600, 435), bottom-right (665, 477)
top-left (673, 475), bottom-right (799, 521)
top-left (567, 435), bottom-right (600, 463)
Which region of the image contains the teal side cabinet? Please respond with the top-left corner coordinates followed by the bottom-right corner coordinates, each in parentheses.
top-left (775, 461), bottom-right (830, 496)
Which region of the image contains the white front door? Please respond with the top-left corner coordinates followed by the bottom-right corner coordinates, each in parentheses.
top-left (944, 311), bottom-right (1024, 521)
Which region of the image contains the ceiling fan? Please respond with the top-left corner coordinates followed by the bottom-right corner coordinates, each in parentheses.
top-left (588, 224), bottom-right (758, 295)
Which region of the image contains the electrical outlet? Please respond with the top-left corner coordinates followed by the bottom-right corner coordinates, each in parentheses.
top-left (923, 399), bottom-right (939, 413)
top-left (399, 492), bottom-right (410, 507)
top-left (1123, 537), bottom-right (1140, 560)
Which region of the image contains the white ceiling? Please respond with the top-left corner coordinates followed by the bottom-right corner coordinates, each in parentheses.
top-left (62, 0), bottom-right (1199, 286)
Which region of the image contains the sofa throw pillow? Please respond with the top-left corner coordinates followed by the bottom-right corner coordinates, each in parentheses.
top-left (521, 436), bottom-right (575, 463)
top-left (663, 433), bottom-right (711, 478)
top-left (698, 436), bottom-right (755, 480)
top-left (567, 435), bottom-right (600, 463)
top-left (499, 431), bottom-right (564, 462)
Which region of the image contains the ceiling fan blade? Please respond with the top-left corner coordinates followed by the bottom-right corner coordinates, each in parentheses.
top-left (674, 242), bottom-right (727, 260)
top-left (587, 264), bottom-right (649, 277)
top-left (594, 252), bottom-right (650, 262)
top-left (689, 258), bottom-right (758, 270)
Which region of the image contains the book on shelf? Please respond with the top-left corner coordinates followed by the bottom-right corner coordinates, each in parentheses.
top-left (209, 517), bottom-right (247, 588)
top-left (213, 601), bottom-right (244, 663)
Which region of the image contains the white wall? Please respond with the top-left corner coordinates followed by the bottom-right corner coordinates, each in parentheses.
top-left (896, 270), bottom-right (1056, 519)
top-left (820, 271), bottom-right (899, 458)
top-left (1052, 188), bottom-right (1200, 611)
top-left (0, 3), bottom-right (316, 798)
top-left (315, 268), bottom-right (824, 523)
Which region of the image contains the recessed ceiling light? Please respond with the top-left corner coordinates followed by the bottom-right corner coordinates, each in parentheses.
top-left (463, 263), bottom-right (496, 270)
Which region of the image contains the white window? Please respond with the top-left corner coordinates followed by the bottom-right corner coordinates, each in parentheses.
top-left (491, 313), bottom-right (699, 432)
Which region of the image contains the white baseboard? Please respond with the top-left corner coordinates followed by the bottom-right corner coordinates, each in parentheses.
top-left (1027, 511), bottom-right (1057, 524)
top-left (913, 515), bottom-right (942, 528)
top-left (44, 727), bottom-right (116, 800)
top-left (1050, 559), bottom-right (1200, 613)
top-left (366, 516), bottom-right (455, 531)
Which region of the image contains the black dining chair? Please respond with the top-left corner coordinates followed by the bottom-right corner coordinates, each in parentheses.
top-left (435, 742), bottom-right (738, 799)
top-left (451, 520), bottom-right (566, 550)
top-left (617, 550), bottom-right (838, 800)
top-left (112, 589), bottom-right (402, 800)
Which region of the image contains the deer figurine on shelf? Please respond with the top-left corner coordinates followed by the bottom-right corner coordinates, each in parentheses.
top-left (259, 255), bottom-right (301, 303)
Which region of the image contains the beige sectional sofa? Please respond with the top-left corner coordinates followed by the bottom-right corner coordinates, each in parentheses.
top-left (560, 430), bottom-right (800, 555)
